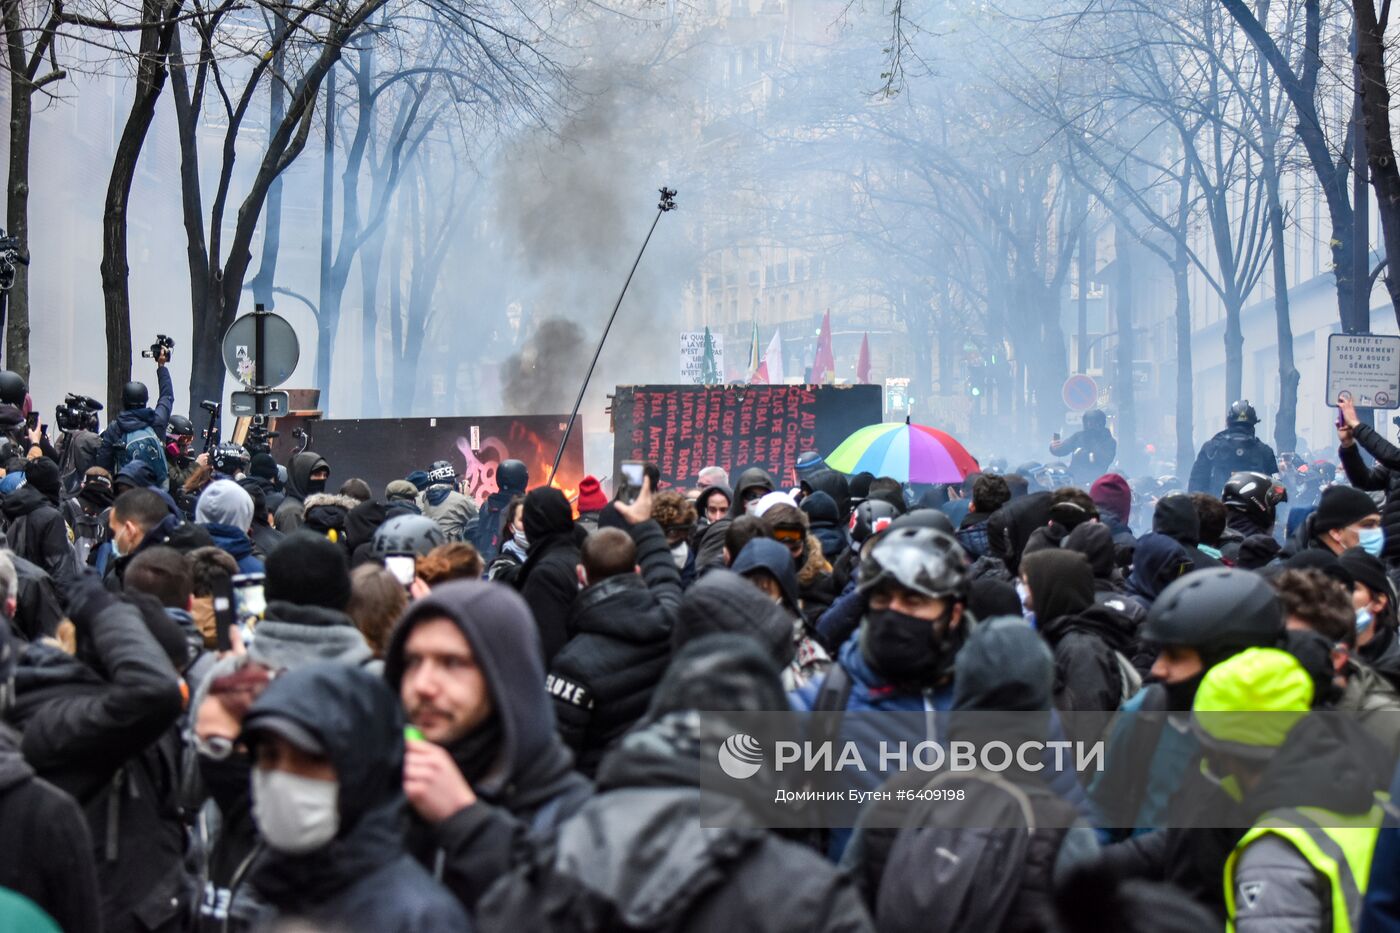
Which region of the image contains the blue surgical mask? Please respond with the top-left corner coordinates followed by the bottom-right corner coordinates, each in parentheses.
top-left (1360, 527), bottom-right (1386, 558)
top-left (1357, 607), bottom-right (1375, 636)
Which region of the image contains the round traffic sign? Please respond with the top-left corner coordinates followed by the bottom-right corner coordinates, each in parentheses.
top-left (221, 312), bottom-right (300, 389)
top-left (1062, 374), bottom-right (1099, 412)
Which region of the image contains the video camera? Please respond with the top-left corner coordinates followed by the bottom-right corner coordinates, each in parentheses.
top-left (200, 399), bottom-right (221, 454)
top-left (55, 393), bottom-right (103, 433)
top-left (0, 231), bottom-right (25, 292)
top-left (141, 334), bottom-right (174, 362)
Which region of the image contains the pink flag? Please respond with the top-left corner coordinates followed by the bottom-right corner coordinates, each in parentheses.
top-left (857, 332), bottom-right (871, 383)
top-left (812, 311), bottom-right (835, 384)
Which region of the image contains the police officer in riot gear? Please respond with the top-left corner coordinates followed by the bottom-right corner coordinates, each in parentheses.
top-left (1187, 400), bottom-right (1278, 495)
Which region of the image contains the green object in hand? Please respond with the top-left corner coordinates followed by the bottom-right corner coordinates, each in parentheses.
top-left (404, 726), bottom-right (425, 743)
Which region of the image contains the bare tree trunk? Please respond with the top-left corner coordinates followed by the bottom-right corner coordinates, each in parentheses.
top-left (1172, 245), bottom-right (1194, 477)
top-left (1354, 0), bottom-right (1400, 326)
top-left (1114, 223), bottom-right (1136, 473)
top-left (358, 223), bottom-right (388, 417)
top-left (1077, 226), bottom-right (1089, 374)
top-left (4, 5), bottom-right (31, 383)
top-left (101, 0), bottom-right (176, 412)
top-left (317, 67), bottom-right (336, 401)
top-left (249, 44), bottom-right (287, 308)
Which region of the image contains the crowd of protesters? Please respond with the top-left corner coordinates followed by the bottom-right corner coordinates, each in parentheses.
top-left (1, 353), bottom-right (1400, 931)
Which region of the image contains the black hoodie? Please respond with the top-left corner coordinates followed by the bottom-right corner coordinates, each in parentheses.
top-left (244, 663), bottom-right (467, 932)
top-left (384, 580), bottom-right (593, 912)
top-left (273, 452), bottom-right (328, 532)
top-left (1, 485), bottom-right (75, 594)
top-left (0, 725), bottom-right (101, 933)
top-left (477, 636), bottom-right (875, 933)
top-left (548, 520), bottom-right (682, 777)
top-left (1153, 494), bottom-right (1222, 570)
top-left (519, 487), bottom-right (587, 663)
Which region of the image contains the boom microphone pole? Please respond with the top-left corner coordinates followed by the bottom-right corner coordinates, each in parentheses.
top-left (548, 187), bottom-right (678, 484)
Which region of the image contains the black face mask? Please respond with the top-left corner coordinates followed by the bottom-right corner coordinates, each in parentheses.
top-left (305, 477), bottom-right (327, 496)
top-left (199, 752), bottom-right (251, 816)
top-left (862, 608), bottom-right (950, 689)
top-left (1161, 671), bottom-right (1206, 712)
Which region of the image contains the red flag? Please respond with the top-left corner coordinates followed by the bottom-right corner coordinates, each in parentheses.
top-left (812, 311), bottom-right (835, 384)
top-left (856, 332), bottom-right (871, 383)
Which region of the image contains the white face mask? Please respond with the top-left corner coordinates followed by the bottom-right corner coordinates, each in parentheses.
top-left (670, 541), bottom-right (689, 569)
top-left (512, 529), bottom-right (529, 550)
top-left (252, 768), bottom-right (340, 855)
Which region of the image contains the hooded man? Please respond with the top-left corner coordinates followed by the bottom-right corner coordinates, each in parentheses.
top-left (476, 634), bottom-right (875, 933)
top-left (236, 476), bottom-right (282, 559)
top-left (518, 486), bottom-right (588, 663)
top-left (1, 458), bottom-right (74, 592)
top-left (694, 468), bottom-right (777, 574)
top-left (242, 662), bottom-right (468, 932)
top-left (273, 451), bottom-right (329, 533)
top-left (419, 460), bottom-right (477, 541)
top-left (383, 580), bottom-right (593, 913)
top-left (1123, 533), bottom-right (1194, 613)
top-left (473, 459), bottom-right (528, 563)
top-left (1050, 409), bottom-right (1117, 485)
top-left (7, 582), bottom-right (189, 933)
top-left (801, 490), bottom-right (848, 562)
top-left (95, 347), bottom-right (175, 481)
top-left (548, 504), bottom-right (682, 776)
top-left (0, 565), bottom-right (101, 933)
top-left (1090, 473), bottom-right (1137, 551)
top-left (1020, 549), bottom-right (1138, 725)
top-left (1153, 493), bottom-right (1222, 570)
top-left (194, 479), bottom-right (263, 574)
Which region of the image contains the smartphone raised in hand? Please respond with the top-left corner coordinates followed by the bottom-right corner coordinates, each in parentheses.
top-left (617, 461), bottom-right (645, 505)
top-left (384, 555), bottom-right (416, 588)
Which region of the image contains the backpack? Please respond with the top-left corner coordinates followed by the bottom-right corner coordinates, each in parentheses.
top-left (1114, 649), bottom-right (1142, 704)
top-left (117, 423), bottom-right (169, 485)
top-left (874, 770), bottom-right (1072, 933)
top-left (63, 499), bottom-right (107, 567)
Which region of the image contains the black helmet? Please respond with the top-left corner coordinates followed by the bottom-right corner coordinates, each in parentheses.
top-left (0, 372), bottom-right (25, 407)
top-left (371, 514), bottom-right (446, 559)
top-left (122, 381), bottom-right (149, 410)
top-left (497, 459), bottom-right (529, 493)
top-left (167, 415), bottom-right (194, 437)
top-left (426, 459), bottom-right (456, 485)
top-left (1142, 568), bottom-right (1283, 659)
top-left (850, 499), bottom-right (900, 544)
top-left (1228, 399), bottom-right (1260, 426)
top-left (1083, 409), bottom-right (1107, 430)
top-left (858, 527), bottom-right (968, 601)
top-left (212, 442), bottom-right (250, 474)
top-left (1222, 471), bottom-right (1287, 528)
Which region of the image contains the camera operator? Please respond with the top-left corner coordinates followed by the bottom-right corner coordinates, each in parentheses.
top-left (55, 394), bottom-right (103, 496)
top-left (95, 339), bottom-right (175, 481)
top-left (164, 415), bottom-right (200, 490)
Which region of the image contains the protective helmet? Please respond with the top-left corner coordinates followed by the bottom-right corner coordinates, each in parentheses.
top-left (1142, 568), bottom-right (1283, 660)
top-left (167, 415), bottom-right (194, 437)
top-left (858, 526), bottom-right (968, 601)
top-left (850, 499), bottom-right (900, 544)
top-left (1228, 399), bottom-right (1260, 426)
top-left (1222, 471), bottom-right (1286, 529)
top-left (426, 459), bottom-right (456, 485)
top-left (1083, 409), bottom-right (1107, 430)
top-left (0, 372), bottom-right (25, 408)
top-left (497, 459), bottom-right (529, 493)
top-left (371, 514), bottom-right (446, 559)
top-left (211, 442), bottom-right (250, 475)
top-left (122, 381), bottom-right (149, 410)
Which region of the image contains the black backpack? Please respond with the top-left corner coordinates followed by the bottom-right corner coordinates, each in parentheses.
top-left (874, 771), bottom-right (1073, 933)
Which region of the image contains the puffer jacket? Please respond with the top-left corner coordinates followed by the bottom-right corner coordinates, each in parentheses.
top-left (548, 520), bottom-right (682, 776)
top-left (1340, 422), bottom-right (1400, 567)
top-left (1, 486), bottom-right (75, 594)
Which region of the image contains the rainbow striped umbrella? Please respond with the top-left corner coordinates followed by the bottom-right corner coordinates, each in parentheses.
top-left (825, 420), bottom-right (979, 484)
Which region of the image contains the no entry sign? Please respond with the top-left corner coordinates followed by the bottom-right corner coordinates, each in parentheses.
top-left (1326, 334), bottom-right (1400, 409)
top-left (1062, 374), bottom-right (1099, 411)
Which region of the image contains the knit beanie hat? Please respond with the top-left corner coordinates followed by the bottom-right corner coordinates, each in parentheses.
top-left (576, 476), bottom-right (608, 513)
top-left (266, 530), bottom-right (351, 611)
top-left (1313, 486), bottom-right (1380, 534)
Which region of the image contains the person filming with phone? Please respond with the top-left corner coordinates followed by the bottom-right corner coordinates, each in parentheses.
top-left (96, 336), bottom-right (176, 483)
top-left (1337, 392), bottom-right (1400, 568)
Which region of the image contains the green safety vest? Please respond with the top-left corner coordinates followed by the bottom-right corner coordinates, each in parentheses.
top-left (1224, 801), bottom-right (1387, 933)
